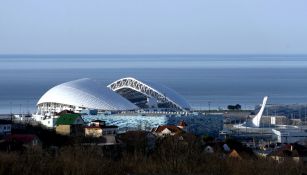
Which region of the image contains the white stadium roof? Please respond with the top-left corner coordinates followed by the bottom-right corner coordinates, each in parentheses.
top-left (108, 77), bottom-right (191, 110)
top-left (141, 79), bottom-right (191, 110)
top-left (37, 78), bottom-right (138, 111)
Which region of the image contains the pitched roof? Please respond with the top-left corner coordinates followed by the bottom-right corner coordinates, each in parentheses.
top-left (56, 114), bottom-right (82, 125)
top-left (55, 110), bottom-right (75, 116)
top-left (229, 149), bottom-right (242, 159)
top-left (5, 134), bottom-right (38, 144)
top-left (270, 144), bottom-right (299, 157)
top-left (155, 125), bottom-right (183, 134)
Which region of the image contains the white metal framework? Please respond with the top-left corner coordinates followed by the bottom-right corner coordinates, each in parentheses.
top-left (108, 77), bottom-right (191, 111)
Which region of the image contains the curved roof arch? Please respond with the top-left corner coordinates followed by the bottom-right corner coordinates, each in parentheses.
top-left (37, 78), bottom-right (138, 111)
top-left (107, 77), bottom-right (191, 110)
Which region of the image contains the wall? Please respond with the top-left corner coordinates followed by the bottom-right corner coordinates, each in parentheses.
top-left (56, 125), bottom-right (71, 136)
top-left (85, 128), bottom-right (102, 137)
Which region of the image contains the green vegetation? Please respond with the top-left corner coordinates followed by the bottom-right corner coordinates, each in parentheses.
top-left (0, 137), bottom-right (306, 175)
top-left (227, 104), bottom-right (242, 110)
top-left (1, 125), bottom-right (306, 175)
top-left (0, 145), bottom-right (303, 175)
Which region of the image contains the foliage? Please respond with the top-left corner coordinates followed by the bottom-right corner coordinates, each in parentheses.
top-left (1, 126), bottom-right (306, 175)
top-left (228, 104), bottom-right (242, 110)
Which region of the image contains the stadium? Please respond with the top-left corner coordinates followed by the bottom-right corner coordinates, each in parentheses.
top-left (36, 77), bottom-right (191, 115)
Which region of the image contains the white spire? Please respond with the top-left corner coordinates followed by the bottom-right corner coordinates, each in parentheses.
top-left (252, 96), bottom-right (268, 127)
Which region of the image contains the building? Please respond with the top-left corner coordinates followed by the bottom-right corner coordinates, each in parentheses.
top-left (195, 114), bottom-right (224, 137)
top-left (269, 144), bottom-right (307, 163)
top-left (55, 114), bottom-right (85, 136)
top-left (228, 149), bottom-right (242, 160)
top-left (272, 128), bottom-right (307, 143)
top-left (84, 120), bottom-right (118, 137)
top-left (37, 78), bottom-right (138, 114)
top-left (152, 122), bottom-right (185, 137)
top-left (82, 113), bottom-right (223, 136)
top-left (260, 115), bottom-right (288, 126)
top-left (177, 120), bottom-right (188, 129)
top-left (0, 120), bottom-right (12, 136)
top-left (108, 77), bottom-right (191, 111)
top-left (5, 134), bottom-right (40, 149)
top-left (36, 77), bottom-right (191, 116)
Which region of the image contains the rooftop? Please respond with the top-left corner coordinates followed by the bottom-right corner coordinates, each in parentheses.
top-left (56, 114), bottom-right (82, 125)
top-left (154, 125), bottom-right (183, 134)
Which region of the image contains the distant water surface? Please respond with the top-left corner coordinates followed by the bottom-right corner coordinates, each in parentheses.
top-left (0, 55), bottom-right (306, 114)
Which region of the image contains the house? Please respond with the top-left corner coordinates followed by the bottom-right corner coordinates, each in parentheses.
top-left (55, 114), bottom-right (85, 136)
top-left (204, 145), bottom-right (214, 154)
top-left (84, 120), bottom-right (118, 138)
top-left (152, 121), bottom-right (187, 137)
top-left (0, 120), bottom-right (12, 136)
top-left (269, 144), bottom-right (307, 163)
top-left (229, 149), bottom-right (242, 160)
top-left (90, 120), bottom-right (106, 127)
top-left (152, 125), bottom-right (184, 137)
top-left (5, 134), bottom-right (40, 149)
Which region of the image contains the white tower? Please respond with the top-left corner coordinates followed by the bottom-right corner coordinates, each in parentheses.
top-left (251, 96), bottom-right (268, 127)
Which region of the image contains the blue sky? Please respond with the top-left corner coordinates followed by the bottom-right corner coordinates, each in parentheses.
top-left (0, 0), bottom-right (307, 54)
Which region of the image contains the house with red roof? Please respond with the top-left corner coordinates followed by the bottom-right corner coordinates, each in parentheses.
top-left (152, 121), bottom-right (187, 137)
top-left (5, 134), bottom-right (40, 149)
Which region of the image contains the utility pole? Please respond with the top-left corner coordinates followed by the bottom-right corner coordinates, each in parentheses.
top-left (208, 101), bottom-right (211, 113)
top-left (10, 102), bottom-right (12, 121)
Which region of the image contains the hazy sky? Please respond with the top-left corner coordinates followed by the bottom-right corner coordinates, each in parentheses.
top-left (0, 0), bottom-right (307, 54)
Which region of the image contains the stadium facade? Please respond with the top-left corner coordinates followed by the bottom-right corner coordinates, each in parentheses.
top-left (36, 77), bottom-right (191, 115)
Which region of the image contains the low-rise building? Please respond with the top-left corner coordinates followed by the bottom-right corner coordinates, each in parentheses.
top-left (5, 134), bottom-right (40, 149)
top-left (152, 126), bottom-right (183, 137)
top-left (55, 114), bottom-right (85, 136)
top-left (272, 128), bottom-right (307, 143)
top-left (0, 120), bottom-right (12, 136)
top-left (152, 121), bottom-right (187, 137)
top-left (84, 120), bottom-right (118, 137)
top-left (229, 149), bottom-right (242, 160)
top-left (260, 115), bottom-right (288, 126)
top-left (269, 144), bottom-right (307, 163)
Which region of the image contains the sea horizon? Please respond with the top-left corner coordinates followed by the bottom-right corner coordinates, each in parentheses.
top-left (0, 55), bottom-right (307, 114)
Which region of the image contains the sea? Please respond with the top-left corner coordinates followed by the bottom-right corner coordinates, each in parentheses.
top-left (0, 55), bottom-right (307, 114)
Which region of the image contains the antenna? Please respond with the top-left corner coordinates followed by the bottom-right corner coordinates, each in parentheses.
top-left (252, 96), bottom-right (268, 127)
